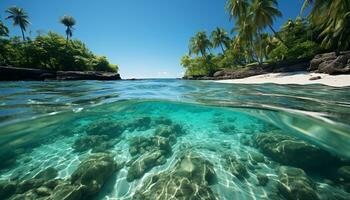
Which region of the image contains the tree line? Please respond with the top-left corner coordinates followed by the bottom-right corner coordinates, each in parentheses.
top-left (181, 0), bottom-right (350, 77)
top-left (0, 7), bottom-right (118, 72)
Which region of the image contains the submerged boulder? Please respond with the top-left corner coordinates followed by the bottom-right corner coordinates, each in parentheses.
top-left (128, 136), bottom-right (171, 157)
top-left (127, 117), bottom-right (152, 131)
top-left (277, 166), bottom-right (319, 200)
top-left (73, 135), bottom-right (117, 153)
top-left (127, 136), bottom-right (172, 182)
top-left (132, 152), bottom-right (218, 200)
top-left (254, 133), bottom-right (339, 170)
top-left (70, 153), bottom-right (119, 196)
top-left (34, 167), bottom-right (58, 181)
top-left (86, 120), bottom-right (125, 139)
top-left (127, 150), bottom-right (168, 182)
top-left (223, 155), bottom-right (249, 180)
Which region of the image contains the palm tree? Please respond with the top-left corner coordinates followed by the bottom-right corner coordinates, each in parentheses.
top-left (301, 0), bottom-right (350, 53)
top-left (60, 15), bottom-right (76, 41)
top-left (189, 31), bottom-right (212, 58)
top-left (5, 7), bottom-right (30, 41)
top-left (250, 0), bottom-right (287, 47)
top-left (226, 0), bottom-right (250, 25)
top-left (0, 20), bottom-right (9, 37)
top-left (211, 28), bottom-right (230, 53)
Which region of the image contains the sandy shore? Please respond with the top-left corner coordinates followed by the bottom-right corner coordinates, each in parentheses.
top-left (215, 72), bottom-right (350, 87)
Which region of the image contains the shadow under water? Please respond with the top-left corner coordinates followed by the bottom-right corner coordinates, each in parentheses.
top-left (0, 99), bottom-right (349, 200)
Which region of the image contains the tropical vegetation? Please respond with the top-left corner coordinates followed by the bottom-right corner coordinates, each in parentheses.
top-left (181, 0), bottom-right (350, 77)
top-left (0, 7), bottom-right (118, 72)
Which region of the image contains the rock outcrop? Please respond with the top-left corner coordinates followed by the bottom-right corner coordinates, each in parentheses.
top-left (0, 66), bottom-right (121, 81)
top-left (0, 153), bottom-right (120, 200)
top-left (254, 133), bottom-right (340, 171)
top-left (132, 152), bottom-right (218, 200)
top-left (309, 51), bottom-right (350, 74)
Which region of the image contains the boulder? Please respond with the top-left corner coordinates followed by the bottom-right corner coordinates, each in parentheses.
top-left (127, 136), bottom-right (172, 181)
top-left (127, 117), bottom-right (152, 131)
top-left (257, 173), bottom-right (269, 186)
top-left (277, 166), bottom-right (319, 200)
top-left (34, 167), bottom-right (58, 181)
top-left (70, 153), bottom-right (119, 196)
top-left (223, 155), bottom-right (249, 180)
top-left (73, 135), bottom-right (116, 153)
top-left (85, 120), bottom-right (125, 139)
top-left (309, 52), bottom-right (350, 74)
top-left (132, 152), bottom-right (218, 200)
top-left (254, 133), bottom-right (339, 171)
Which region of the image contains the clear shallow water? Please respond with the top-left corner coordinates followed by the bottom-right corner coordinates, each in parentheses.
top-left (0, 79), bottom-right (350, 200)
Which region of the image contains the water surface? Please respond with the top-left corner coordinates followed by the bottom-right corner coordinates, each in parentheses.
top-left (0, 80), bottom-right (349, 200)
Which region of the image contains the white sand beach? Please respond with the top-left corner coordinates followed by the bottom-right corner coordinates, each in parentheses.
top-left (215, 72), bottom-right (350, 87)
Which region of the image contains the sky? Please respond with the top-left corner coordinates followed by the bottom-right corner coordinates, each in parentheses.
top-left (0, 0), bottom-right (305, 78)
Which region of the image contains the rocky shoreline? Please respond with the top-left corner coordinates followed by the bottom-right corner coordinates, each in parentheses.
top-left (184, 51), bottom-right (350, 80)
top-left (0, 66), bottom-right (121, 81)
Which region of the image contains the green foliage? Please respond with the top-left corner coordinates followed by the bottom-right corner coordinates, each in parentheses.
top-left (189, 31), bottom-right (212, 57)
top-left (269, 41), bottom-right (321, 60)
top-left (302, 0), bottom-right (350, 52)
top-left (181, 55), bottom-right (219, 77)
top-left (0, 32), bottom-right (117, 72)
top-left (0, 20), bottom-right (9, 37)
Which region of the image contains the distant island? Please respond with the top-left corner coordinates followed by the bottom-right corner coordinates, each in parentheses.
top-left (0, 7), bottom-right (120, 81)
top-left (180, 0), bottom-right (350, 81)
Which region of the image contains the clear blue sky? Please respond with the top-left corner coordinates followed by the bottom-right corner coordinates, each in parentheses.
top-left (1, 0), bottom-right (305, 78)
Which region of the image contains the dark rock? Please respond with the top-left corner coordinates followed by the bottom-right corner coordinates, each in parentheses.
top-left (85, 120), bottom-right (125, 139)
top-left (257, 173), bottom-right (269, 186)
top-left (223, 155), bottom-right (249, 180)
top-left (218, 124), bottom-right (236, 134)
top-left (309, 76), bottom-right (321, 81)
top-left (277, 166), bottom-right (319, 200)
top-left (0, 66), bottom-right (121, 81)
top-left (16, 179), bottom-right (46, 194)
top-left (254, 133), bottom-right (339, 171)
top-left (73, 135), bottom-right (116, 153)
top-left (127, 117), bottom-right (152, 131)
top-left (338, 166), bottom-right (350, 182)
top-left (34, 167), bottom-right (58, 181)
top-left (51, 183), bottom-right (87, 200)
top-left (127, 150), bottom-right (168, 182)
top-left (153, 117), bottom-right (173, 126)
top-left (35, 186), bottom-right (51, 196)
top-left (132, 152), bottom-right (218, 199)
top-left (309, 51), bottom-right (350, 75)
top-left (70, 153), bottom-right (119, 197)
top-left (0, 181), bottom-right (16, 199)
top-left (128, 136), bottom-right (172, 157)
top-left (127, 136), bottom-right (172, 181)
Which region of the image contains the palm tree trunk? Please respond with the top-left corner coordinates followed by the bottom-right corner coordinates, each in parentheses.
top-left (268, 24), bottom-right (289, 48)
top-left (21, 28), bottom-right (25, 41)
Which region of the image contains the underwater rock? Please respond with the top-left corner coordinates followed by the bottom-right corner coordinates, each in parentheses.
top-left (277, 166), bottom-right (319, 200)
top-left (132, 152), bottom-right (218, 200)
top-left (154, 124), bottom-right (186, 144)
top-left (0, 181), bottom-right (16, 199)
top-left (223, 155), bottom-right (249, 180)
top-left (73, 135), bottom-right (116, 153)
top-left (51, 182), bottom-right (87, 200)
top-left (86, 120), bottom-right (125, 139)
top-left (129, 136), bottom-right (172, 157)
top-left (218, 124), bottom-right (236, 134)
top-left (127, 150), bottom-right (168, 182)
top-left (248, 151), bottom-right (266, 165)
top-left (153, 117), bottom-right (173, 126)
top-left (337, 166), bottom-right (350, 193)
top-left (127, 117), bottom-right (152, 131)
top-left (127, 136), bottom-right (172, 181)
top-left (257, 173), bottom-right (269, 186)
top-left (70, 153), bottom-right (119, 196)
top-left (254, 133), bottom-right (339, 170)
top-left (34, 167), bottom-right (58, 181)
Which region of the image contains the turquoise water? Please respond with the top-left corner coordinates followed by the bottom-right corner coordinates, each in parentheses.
top-left (0, 80), bottom-right (350, 200)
